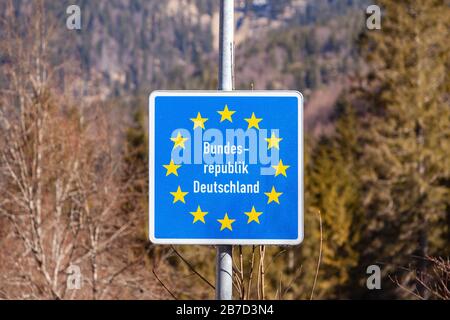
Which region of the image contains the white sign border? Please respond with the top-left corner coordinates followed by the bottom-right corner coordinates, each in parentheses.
top-left (149, 90), bottom-right (304, 246)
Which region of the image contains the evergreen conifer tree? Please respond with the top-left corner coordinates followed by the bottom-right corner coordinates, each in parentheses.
top-left (357, 0), bottom-right (450, 298)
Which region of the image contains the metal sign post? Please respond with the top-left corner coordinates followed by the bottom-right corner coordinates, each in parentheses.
top-left (216, 0), bottom-right (234, 301)
top-left (148, 0), bottom-right (304, 302)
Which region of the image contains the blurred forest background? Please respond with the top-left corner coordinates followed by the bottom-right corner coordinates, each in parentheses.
top-left (0, 0), bottom-right (449, 300)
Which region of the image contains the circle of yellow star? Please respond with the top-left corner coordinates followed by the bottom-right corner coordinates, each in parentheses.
top-left (244, 206), bottom-right (263, 224)
top-left (190, 206), bottom-right (208, 224)
top-left (163, 160), bottom-right (181, 176)
top-left (244, 112), bottom-right (262, 130)
top-left (272, 159), bottom-right (290, 177)
top-left (264, 186), bottom-right (283, 204)
top-left (170, 186), bottom-right (188, 204)
top-left (170, 132), bottom-right (188, 149)
top-left (218, 213), bottom-right (235, 231)
top-left (190, 112), bottom-right (208, 130)
top-left (217, 105), bottom-right (236, 123)
top-left (265, 132), bottom-right (283, 150)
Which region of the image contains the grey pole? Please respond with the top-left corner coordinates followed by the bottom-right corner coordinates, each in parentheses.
top-left (218, 0), bottom-right (234, 92)
top-left (216, 0), bottom-right (234, 301)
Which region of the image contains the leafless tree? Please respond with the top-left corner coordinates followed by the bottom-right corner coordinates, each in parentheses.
top-left (394, 256), bottom-right (450, 300)
top-left (0, 0), bottom-right (153, 300)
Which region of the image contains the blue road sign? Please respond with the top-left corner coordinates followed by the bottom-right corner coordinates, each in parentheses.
top-left (149, 91), bottom-right (303, 245)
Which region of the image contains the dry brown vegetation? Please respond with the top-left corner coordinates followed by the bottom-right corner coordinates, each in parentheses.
top-left (0, 0), bottom-right (161, 299)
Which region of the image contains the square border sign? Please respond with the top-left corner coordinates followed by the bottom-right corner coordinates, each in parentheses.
top-left (149, 91), bottom-right (303, 245)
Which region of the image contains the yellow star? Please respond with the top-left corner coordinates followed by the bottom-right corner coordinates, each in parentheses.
top-left (265, 132), bottom-right (283, 150)
top-left (163, 160), bottom-right (181, 176)
top-left (244, 112), bottom-right (262, 130)
top-left (264, 186), bottom-right (283, 204)
top-left (190, 112), bottom-right (208, 130)
top-left (272, 159), bottom-right (290, 177)
top-left (170, 132), bottom-right (188, 149)
top-left (190, 206), bottom-right (208, 224)
top-left (244, 206), bottom-right (263, 224)
top-left (217, 105), bottom-right (236, 123)
top-left (170, 186), bottom-right (188, 204)
top-left (217, 213), bottom-right (235, 231)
